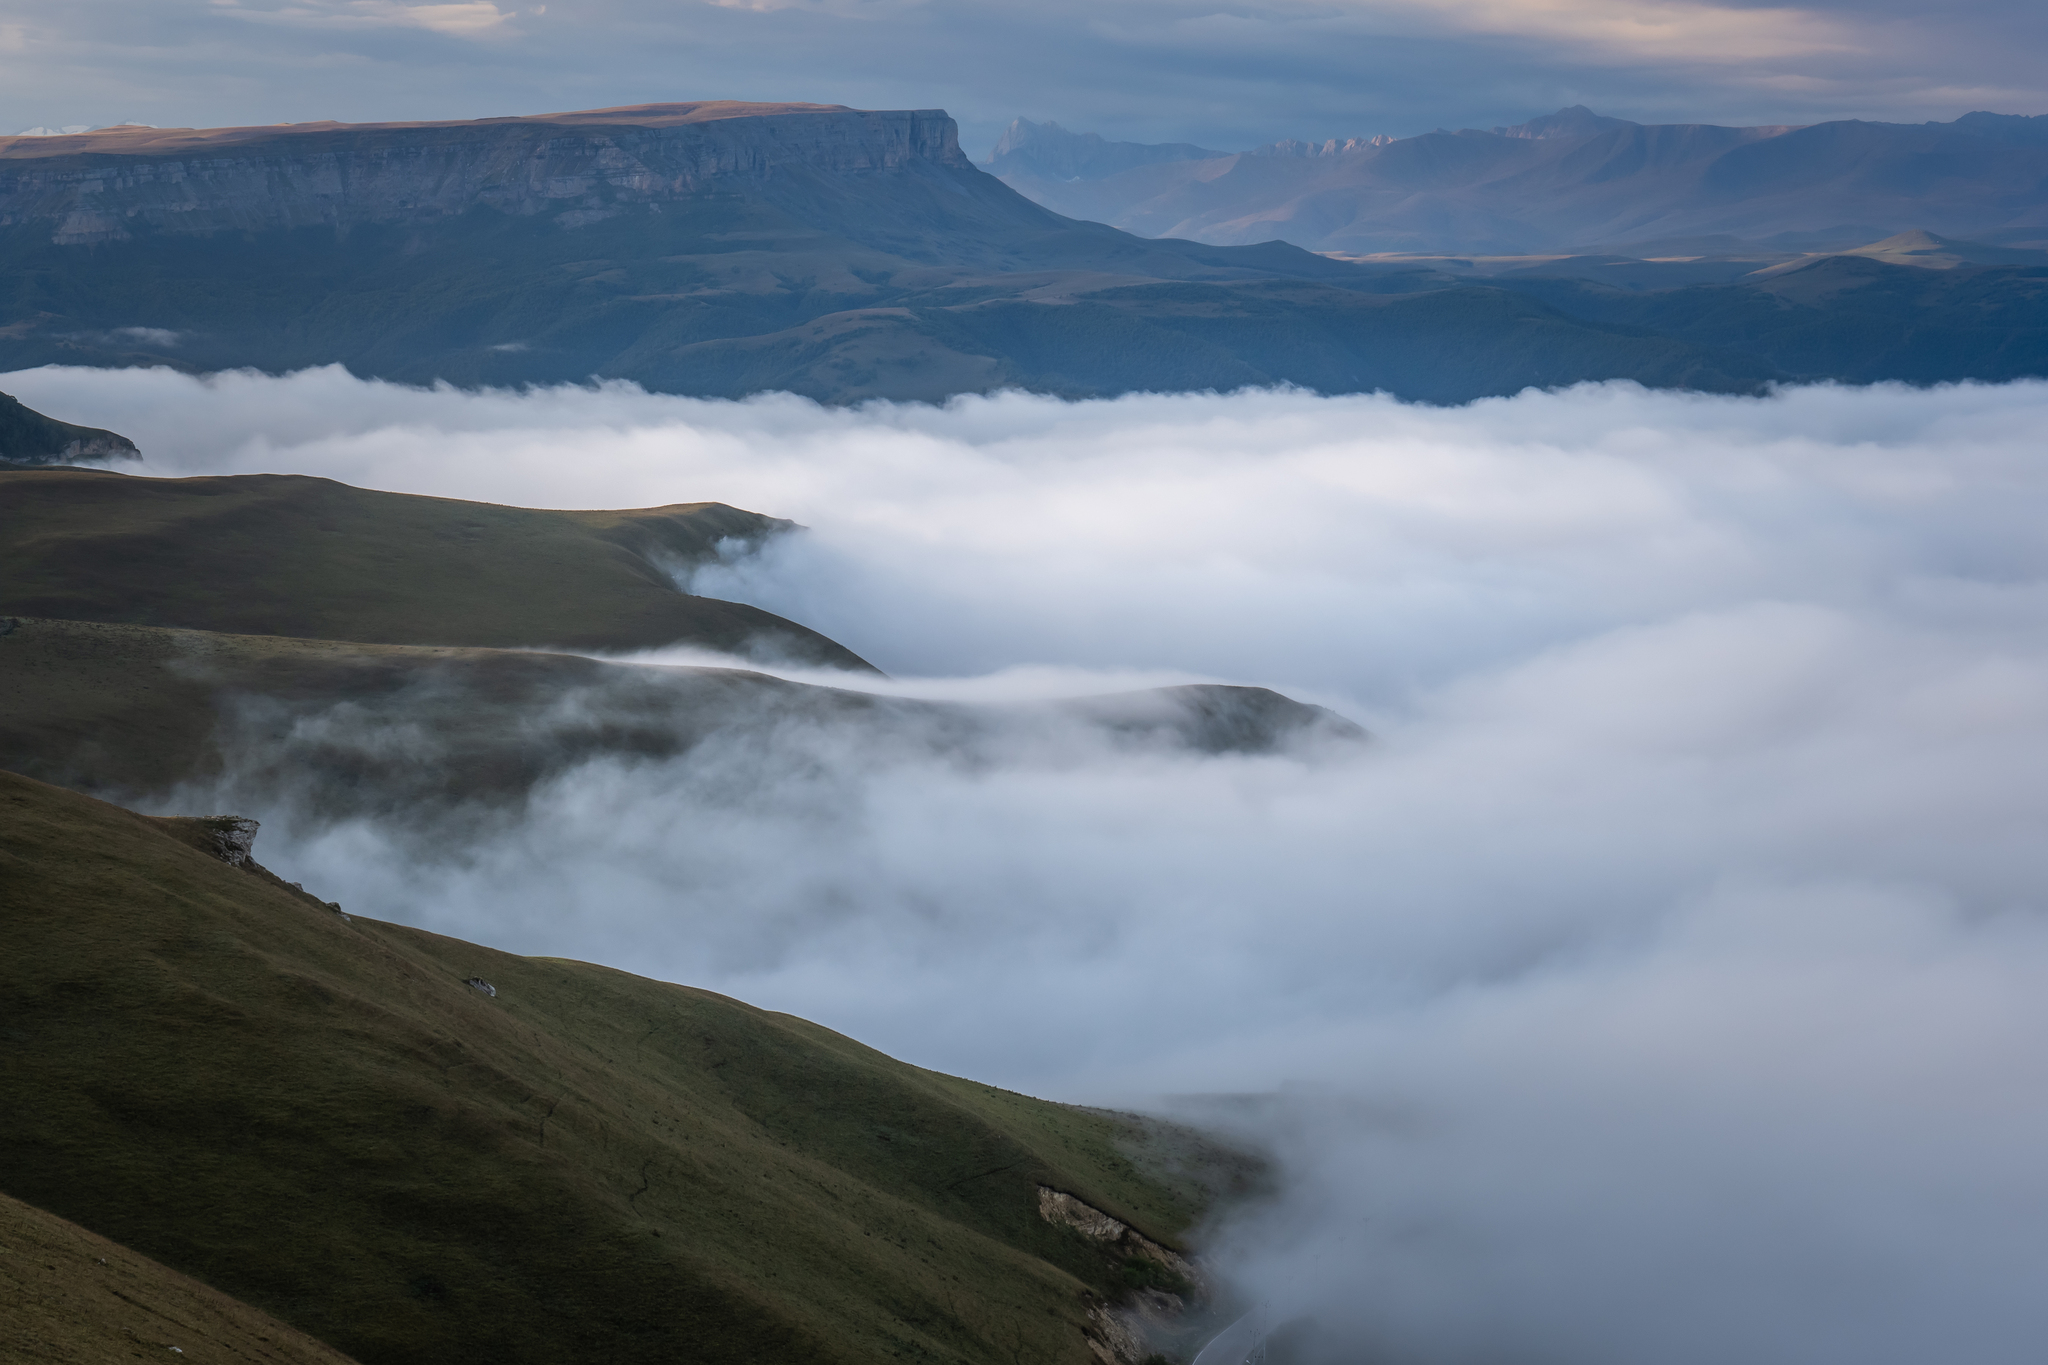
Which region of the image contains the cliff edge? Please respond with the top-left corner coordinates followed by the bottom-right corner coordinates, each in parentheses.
top-left (0, 101), bottom-right (972, 243)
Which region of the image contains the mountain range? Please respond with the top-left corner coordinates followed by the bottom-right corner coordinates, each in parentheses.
top-left (987, 106), bottom-right (2048, 256)
top-left (3, 101), bottom-right (2045, 403)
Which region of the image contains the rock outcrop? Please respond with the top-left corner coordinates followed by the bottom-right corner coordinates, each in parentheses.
top-left (1038, 1186), bottom-right (1201, 1285)
top-left (1039, 1185), bottom-right (1207, 1363)
top-left (0, 102), bottom-right (970, 243)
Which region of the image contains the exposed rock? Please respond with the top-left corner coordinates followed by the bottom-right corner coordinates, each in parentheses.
top-left (193, 816), bottom-right (259, 868)
top-left (1038, 1185), bottom-right (1202, 1286)
top-left (1040, 1186), bottom-right (1209, 1361)
top-left (1247, 134), bottom-right (1393, 157)
top-left (1084, 1303), bottom-right (1150, 1365)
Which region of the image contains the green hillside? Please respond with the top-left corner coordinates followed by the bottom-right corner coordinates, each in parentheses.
top-left (0, 468), bottom-right (871, 667)
top-left (0, 1187), bottom-right (366, 1365)
top-left (0, 770), bottom-right (1252, 1365)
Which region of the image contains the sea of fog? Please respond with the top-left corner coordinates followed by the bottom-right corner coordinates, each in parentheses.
top-left (13, 364), bottom-right (2048, 1365)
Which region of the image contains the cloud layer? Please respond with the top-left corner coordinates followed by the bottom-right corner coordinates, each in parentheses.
top-left (11, 364), bottom-right (2048, 1362)
top-left (2, 0), bottom-right (2042, 159)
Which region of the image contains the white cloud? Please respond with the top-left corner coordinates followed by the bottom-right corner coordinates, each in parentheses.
top-left (1358, 0), bottom-right (1859, 63)
top-left (225, 0), bottom-right (517, 37)
top-left (10, 364), bottom-right (2048, 1361)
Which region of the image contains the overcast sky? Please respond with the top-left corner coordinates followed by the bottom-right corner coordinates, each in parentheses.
top-left (2, 0), bottom-right (2043, 157)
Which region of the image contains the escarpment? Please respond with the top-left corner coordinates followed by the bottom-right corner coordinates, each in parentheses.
top-left (0, 102), bottom-right (972, 242)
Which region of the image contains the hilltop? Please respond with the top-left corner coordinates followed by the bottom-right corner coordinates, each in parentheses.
top-left (0, 467), bottom-right (869, 666)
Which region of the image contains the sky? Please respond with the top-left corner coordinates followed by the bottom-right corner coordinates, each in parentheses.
top-left (3, 0), bottom-right (2045, 158)
top-left (10, 361), bottom-right (2048, 1360)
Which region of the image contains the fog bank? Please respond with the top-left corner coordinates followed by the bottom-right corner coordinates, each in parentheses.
top-left (12, 365), bottom-right (2048, 1363)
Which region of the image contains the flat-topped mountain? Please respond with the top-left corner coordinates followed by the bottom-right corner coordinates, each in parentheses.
top-left (995, 107), bottom-right (2048, 255)
top-left (0, 101), bottom-right (1794, 403)
top-left (0, 101), bottom-right (971, 245)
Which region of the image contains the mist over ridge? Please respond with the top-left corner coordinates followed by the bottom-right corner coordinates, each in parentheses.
top-left (8, 0), bottom-right (2048, 1353)
top-left (13, 363), bottom-right (2048, 1363)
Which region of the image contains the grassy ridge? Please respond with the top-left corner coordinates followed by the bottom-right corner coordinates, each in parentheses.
top-left (0, 468), bottom-right (872, 667)
top-left (0, 617), bottom-right (1356, 813)
top-left (0, 1187), bottom-right (366, 1365)
top-left (0, 770), bottom-right (1240, 1365)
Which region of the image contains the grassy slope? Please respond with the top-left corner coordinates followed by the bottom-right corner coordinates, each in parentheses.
top-left (0, 770), bottom-right (1235, 1365)
top-left (0, 468), bottom-right (872, 667)
top-left (0, 1188), bottom-right (366, 1365)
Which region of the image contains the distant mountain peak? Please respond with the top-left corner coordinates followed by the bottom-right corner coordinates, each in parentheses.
top-left (1246, 135), bottom-right (1394, 159)
top-left (1494, 106), bottom-right (1638, 140)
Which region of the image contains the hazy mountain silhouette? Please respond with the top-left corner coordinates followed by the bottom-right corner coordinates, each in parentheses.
top-left (994, 108), bottom-right (2048, 255)
top-left (986, 118), bottom-right (1223, 181)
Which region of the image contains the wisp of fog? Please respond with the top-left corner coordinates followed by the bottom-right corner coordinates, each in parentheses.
top-left (12, 363), bottom-right (2048, 1364)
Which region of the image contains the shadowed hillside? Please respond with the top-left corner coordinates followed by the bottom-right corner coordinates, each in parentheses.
top-left (0, 1188), bottom-right (366, 1365)
top-left (0, 468), bottom-right (871, 667)
top-left (0, 770), bottom-right (1261, 1365)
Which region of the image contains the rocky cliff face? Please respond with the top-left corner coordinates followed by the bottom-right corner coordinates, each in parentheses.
top-left (0, 102), bottom-right (971, 244)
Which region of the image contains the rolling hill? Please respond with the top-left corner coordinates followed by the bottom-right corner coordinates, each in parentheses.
top-left (0, 467), bottom-right (869, 666)
top-left (1, 769), bottom-right (1257, 1365)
